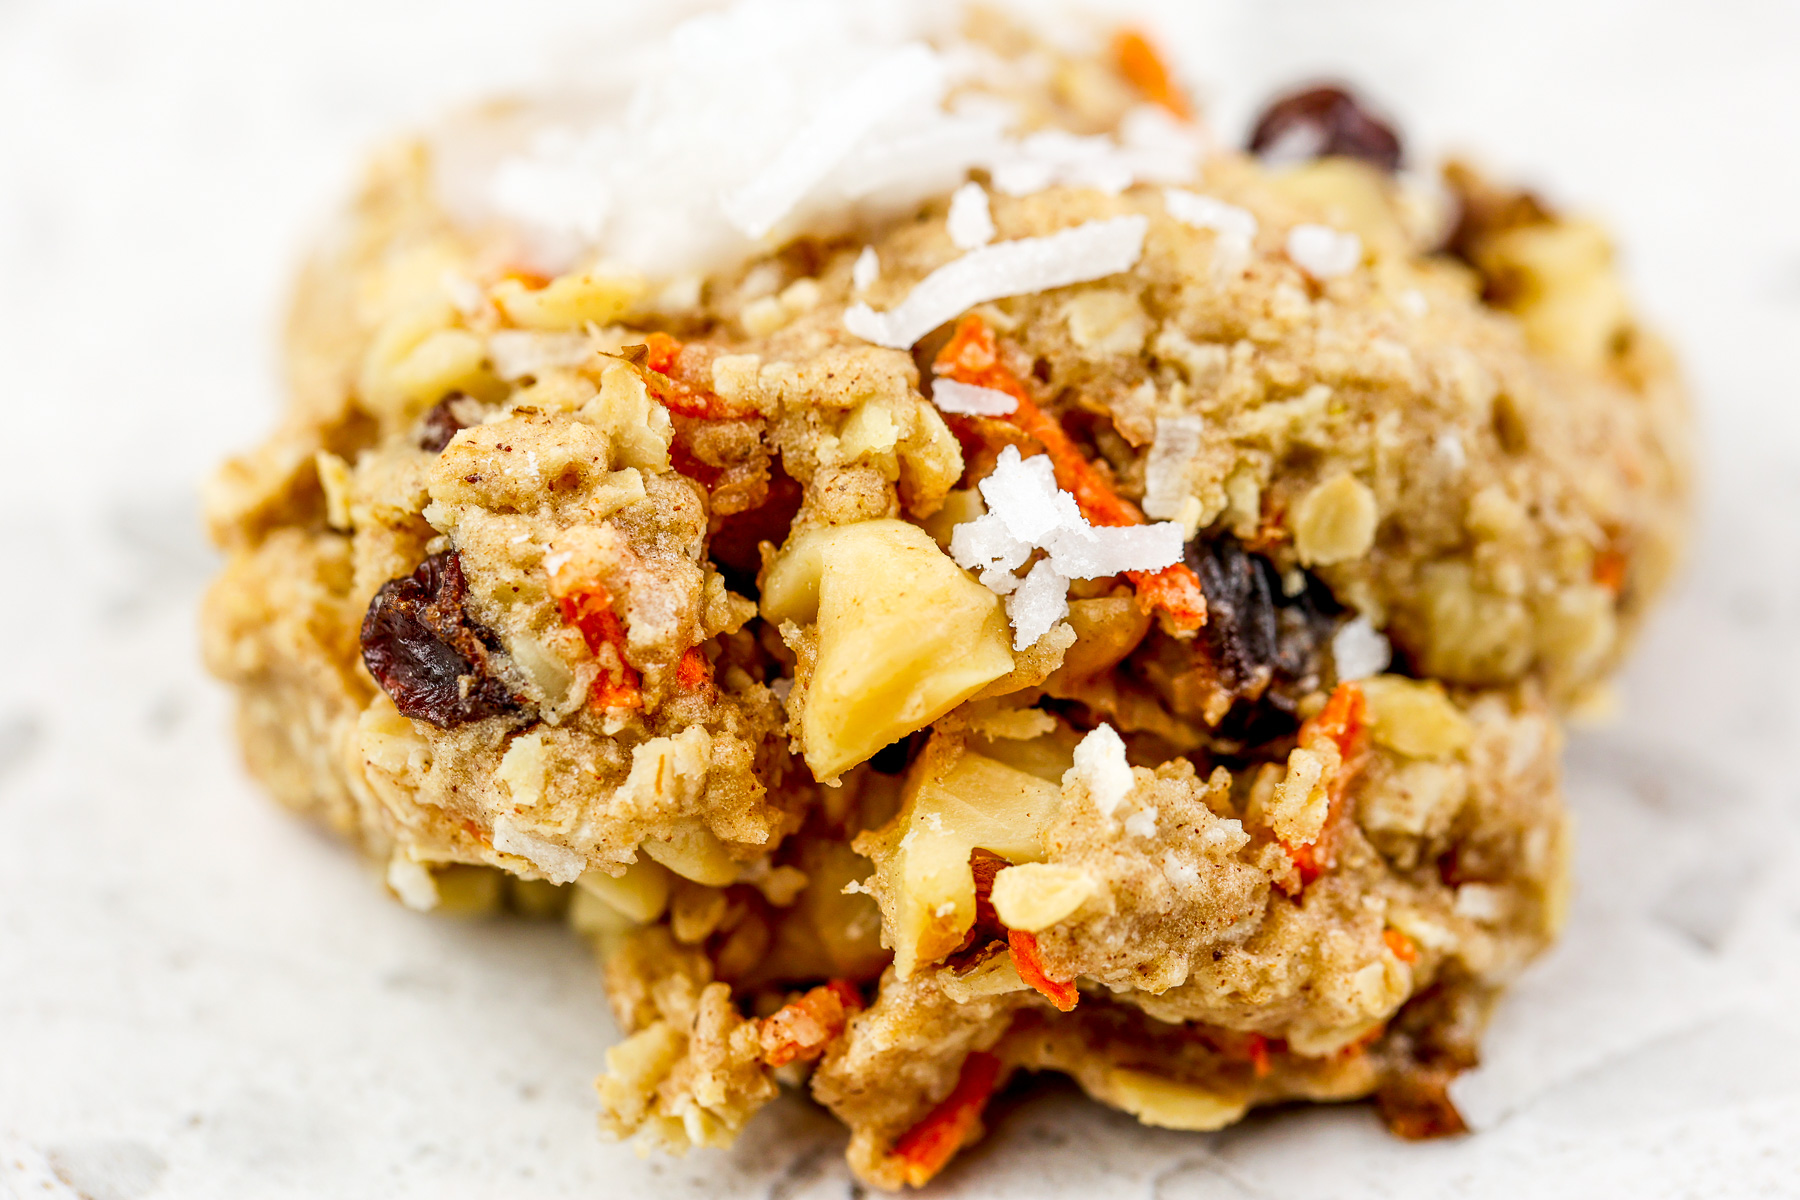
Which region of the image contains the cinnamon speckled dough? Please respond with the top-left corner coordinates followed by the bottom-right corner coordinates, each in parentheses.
top-left (201, 14), bottom-right (1687, 1194)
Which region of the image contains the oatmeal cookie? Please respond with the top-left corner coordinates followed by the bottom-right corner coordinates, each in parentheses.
top-left (203, 4), bottom-right (1688, 1190)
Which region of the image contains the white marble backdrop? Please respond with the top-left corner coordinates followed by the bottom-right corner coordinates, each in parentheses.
top-left (2, 1), bottom-right (1797, 1196)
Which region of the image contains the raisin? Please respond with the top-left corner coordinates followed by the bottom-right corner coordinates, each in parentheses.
top-left (418, 395), bottom-right (477, 454)
top-left (1248, 84), bottom-right (1402, 174)
top-left (1190, 536), bottom-right (1341, 710)
top-left (1439, 160), bottom-right (1558, 304)
top-left (360, 551), bottom-right (522, 727)
top-left (1373, 980), bottom-right (1481, 1140)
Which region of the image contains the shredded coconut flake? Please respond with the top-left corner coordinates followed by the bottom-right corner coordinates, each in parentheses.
top-left (1124, 806), bottom-right (1158, 839)
top-left (492, 816), bottom-right (586, 884)
top-left (1005, 558), bottom-right (1071, 650)
top-left (1286, 223), bottom-right (1363, 279)
top-left (843, 215), bottom-right (1148, 349)
top-left (1332, 616), bottom-right (1392, 681)
top-left (931, 378), bottom-right (1016, 416)
top-left (1163, 189), bottom-right (1257, 241)
top-left (946, 181), bottom-right (995, 248)
top-left (1068, 723), bottom-right (1134, 817)
top-left (841, 877), bottom-right (874, 896)
top-left (451, 6), bottom-right (1202, 283)
top-left (951, 446), bottom-right (1182, 645)
top-left (722, 41), bottom-right (943, 239)
top-left (852, 246), bottom-right (881, 291)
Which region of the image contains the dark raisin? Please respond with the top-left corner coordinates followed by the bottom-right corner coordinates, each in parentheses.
top-left (1375, 1067), bottom-right (1470, 1140)
top-left (418, 395), bottom-right (475, 454)
top-left (360, 551), bottom-right (522, 727)
top-left (1248, 84), bottom-right (1402, 174)
top-left (1191, 536), bottom-right (1341, 708)
top-left (1373, 980), bottom-right (1481, 1140)
top-left (1125, 537), bottom-right (1344, 742)
top-left (1440, 160), bottom-right (1555, 267)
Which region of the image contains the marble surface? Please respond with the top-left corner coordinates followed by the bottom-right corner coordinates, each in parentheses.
top-left (3, 1), bottom-right (1799, 1196)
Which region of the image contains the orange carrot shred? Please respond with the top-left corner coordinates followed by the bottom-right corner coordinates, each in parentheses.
top-left (1383, 928), bottom-right (1419, 964)
top-left (627, 332), bottom-right (749, 420)
top-left (558, 589), bottom-right (642, 710)
top-left (1007, 929), bottom-right (1078, 1012)
top-left (1245, 1032), bottom-right (1272, 1079)
top-left (1593, 547), bottom-right (1628, 594)
top-left (1281, 681), bottom-right (1368, 888)
top-left (890, 1051), bottom-right (1003, 1188)
top-left (759, 980), bottom-right (862, 1068)
top-left (933, 315), bottom-right (1206, 634)
top-left (675, 646), bottom-right (713, 692)
top-left (1112, 29), bottom-right (1193, 121)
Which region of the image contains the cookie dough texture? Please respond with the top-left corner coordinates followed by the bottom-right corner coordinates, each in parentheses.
top-left (202, 14), bottom-right (1687, 1192)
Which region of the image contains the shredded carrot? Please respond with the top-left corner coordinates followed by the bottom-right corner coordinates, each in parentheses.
top-left (1245, 1032), bottom-right (1272, 1079)
top-left (1112, 29), bottom-right (1193, 121)
top-left (1383, 928), bottom-right (1419, 964)
top-left (890, 1051), bottom-right (1003, 1188)
top-left (675, 646), bottom-right (713, 692)
top-left (558, 588), bottom-right (643, 710)
top-left (623, 332), bottom-right (750, 420)
top-left (1304, 680), bottom-right (1369, 762)
top-left (1282, 681), bottom-right (1368, 888)
top-left (933, 315), bottom-right (1206, 634)
top-left (500, 267), bottom-right (552, 290)
top-left (824, 978), bottom-right (863, 1010)
top-left (1007, 929), bottom-right (1078, 1012)
top-left (1593, 547), bottom-right (1628, 594)
top-left (759, 979), bottom-right (863, 1068)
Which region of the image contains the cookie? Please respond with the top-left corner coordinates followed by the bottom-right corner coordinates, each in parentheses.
top-left (202, 5), bottom-right (1689, 1189)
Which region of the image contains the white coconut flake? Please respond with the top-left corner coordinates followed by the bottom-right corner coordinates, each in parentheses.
top-left (841, 877), bottom-right (874, 896)
top-left (1141, 414), bottom-right (1206, 520)
top-left (492, 815), bottom-right (586, 884)
top-left (1163, 190), bottom-right (1258, 241)
top-left (1044, 520), bottom-right (1183, 580)
top-left (852, 245), bottom-right (881, 291)
top-left (1068, 723), bottom-right (1133, 817)
top-left (1286, 223), bottom-right (1363, 279)
top-left (1005, 558), bottom-right (1070, 650)
top-left (949, 511), bottom-right (1033, 591)
top-left (842, 215), bottom-right (1148, 349)
top-left (931, 378), bottom-right (1016, 416)
top-left (722, 41), bottom-right (943, 239)
top-left (977, 448), bottom-right (1077, 543)
top-left (488, 330), bottom-right (594, 381)
top-left (1124, 806), bottom-right (1158, 839)
top-left (1332, 615), bottom-right (1392, 681)
top-left (955, 446), bottom-right (1184, 645)
top-left (946, 181), bottom-right (995, 248)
